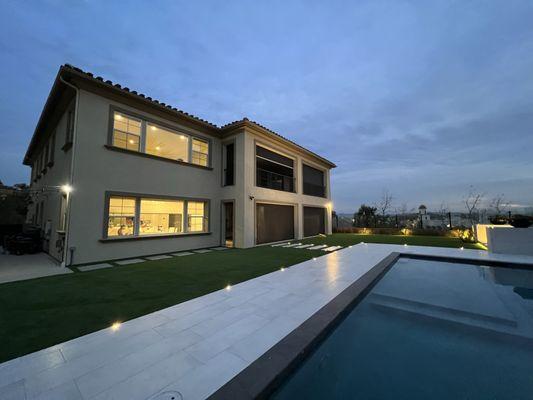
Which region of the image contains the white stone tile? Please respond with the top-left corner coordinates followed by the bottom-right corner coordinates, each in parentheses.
top-left (281, 243), bottom-right (302, 248)
top-left (155, 351), bottom-right (248, 400)
top-left (32, 380), bottom-right (82, 400)
top-left (115, 258), bottom-right (145, 265)
top-left (170, 252), bottom-right (194, 257)
top-left (193, 249), bottom-right (212, 254)
top-left (308, 244), bottom-right (328, 250)
top-left (78, 263), bottom-right (113, 272)
top-left (185, 314), bottom-right (270, 363)
top-left (294, 244), bottom-right (315, 249)
top-left (211, 247), bottom-right (228, 251)
top-left (25, 330), bottom-right (162, 398)
top-left (0, 349), bottom-right (64, 388)
top-left (75, 329), bottom-right (203, 399)
top-left (190, 304), bottom-right (259, 337)
top-left (145, 255), bottom-right (172, 261)
top-left (91, 351), bottom-right (200, 400)
top-left (228, 314), bottom-right (301, 362)
top-left (0, 380), bottom-right (25, 400)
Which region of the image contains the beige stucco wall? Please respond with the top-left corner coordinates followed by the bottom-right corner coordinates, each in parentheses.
top-left (66, 90), bottom-right (223, 265)
top-left (240, 128), bottom-right (332, 248)
top-left (45, 88), bottom-right (334, 264)
top-left (27, 100), bottom-right (74, 262)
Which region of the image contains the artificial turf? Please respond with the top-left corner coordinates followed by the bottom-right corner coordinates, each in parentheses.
top-left (0, 233), bottom-right (482, 362)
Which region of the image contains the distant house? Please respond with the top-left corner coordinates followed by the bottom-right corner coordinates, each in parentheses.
top-left (23, 65), bottom-right (335, 265)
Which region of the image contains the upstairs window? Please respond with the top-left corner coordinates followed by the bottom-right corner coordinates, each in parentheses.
top-left (303, 164), bottom-right (326, 197)
top-left (48, 132), bottom-right (56, 166)
top-left (256, 145), bottom-right (294, 192)
top-left (110, 110), bottom-right (210, 167)
top-left (113, 112), bottom-right (141, 151)
top-left (192, 138), bottom-right (209, 167)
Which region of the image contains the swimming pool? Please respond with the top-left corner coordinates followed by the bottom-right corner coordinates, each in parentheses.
top-left (270, 257), bottom-right (533, 399)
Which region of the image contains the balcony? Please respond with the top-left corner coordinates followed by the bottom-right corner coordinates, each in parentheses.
top-left (257, 168), bottom-right (295, 193)
top-left (303, 182), bottom-right (326, 197)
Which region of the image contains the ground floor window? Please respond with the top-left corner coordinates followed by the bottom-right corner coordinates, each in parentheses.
top-left (105, 194), bottom-right (208, 238)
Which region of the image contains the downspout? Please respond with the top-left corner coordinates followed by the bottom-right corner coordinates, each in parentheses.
top-left (58, 74), bottom-right (79, 267)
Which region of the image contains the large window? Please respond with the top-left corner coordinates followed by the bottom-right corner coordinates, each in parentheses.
top-left (110, 111), bottom-right (210, 167)
top-left (256, 145), bottom-right (294, 192)
top-left (105, 194), bottom-right (208, 238)
top-left (107, 197), bottom-right (136, 237)
top-left (303, 164), bottom-right (326, 197)
top-left (146, 123), bottom-right (189, 161)
top-left (113, 112), bottom-right (141, 151)
top-left (140, 199), bottom-right (184, 235)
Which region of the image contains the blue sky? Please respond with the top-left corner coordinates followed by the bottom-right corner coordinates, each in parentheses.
top-left (1, 0), bottom-right (533, 213)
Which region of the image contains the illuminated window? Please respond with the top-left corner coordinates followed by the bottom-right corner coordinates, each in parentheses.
top-left (191, 138), bottom-right (209, 166)
top-left (107, 197), bottom-right (136, 237)
top-left (113, 112), bottom-right (141, 151)
top-left (187, 201), bottom-right (206, 232)
top-left (140, 199), bottom-right (184, 235)
top-left (145, 123), bottom-right (189, 162)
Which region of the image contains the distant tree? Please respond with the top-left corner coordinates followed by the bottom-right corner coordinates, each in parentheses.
top-left (438, 202), bottom-right (449, 224)
top-left (354, 204), bottom-right (377, 227)
top-left (464, 186), bottom-right (484, 227)
top-left (377, 190), bottom-right (393, 217)
top-left (489, 194), bottom-right (509, 216)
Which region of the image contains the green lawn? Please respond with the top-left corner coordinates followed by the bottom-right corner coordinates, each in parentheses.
top-left (0, 233), bottom-right (482, 363)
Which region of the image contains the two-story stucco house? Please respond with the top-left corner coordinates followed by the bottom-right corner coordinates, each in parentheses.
top-left (23, 65), bottom-right (335, 266)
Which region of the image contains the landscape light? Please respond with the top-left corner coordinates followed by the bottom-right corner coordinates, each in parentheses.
top-left (225, 284), bottom-right (232, 291)
top-left (404, 244), bottom-right (408, 247)
top-left (313, 257), bottom-right (317, 261)
top-left (61, 184), bottom-right (72, 194)
top-left (460, 247), bottom-right (464, 250)
top-left (280, 267), bottom-right (285, 271)
top-left (111, 322), bottom-right (121, 331)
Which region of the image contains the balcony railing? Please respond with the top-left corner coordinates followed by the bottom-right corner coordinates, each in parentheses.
top-left (257, 168), bottom-right (295, 192)
top-left (303, 182), bottom-right (326, 197)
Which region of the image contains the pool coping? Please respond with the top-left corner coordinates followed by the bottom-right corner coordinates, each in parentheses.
top-left (208, 251), bottom-right (533, 399)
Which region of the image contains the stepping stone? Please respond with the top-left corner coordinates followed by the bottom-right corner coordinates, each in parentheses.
top-left (171, 252), bottom-right (194, 257)
top-left (282, 243), bottom-right (302, 248)
top-left (78, 263), bottom-right (113, 272)
top-left (115, 258), bottom-right (145, 265)
top-left (211, 247), bottom-right (229, 251)
top-left (322, 246), bottom-right (342, 252)
top-left (193, 249), bottom-right (212, 254)
top-left (271, 242), bottom-right (291, 247)
top-left (308, 244), bottom-right (328, 250)
top-left (295, 244), bottom-right (315, 249)
top-left (145, 255), bottom-right (172, 261)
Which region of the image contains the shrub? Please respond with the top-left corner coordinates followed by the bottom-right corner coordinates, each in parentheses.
top-left (509, 215), bottom-right (533, 228)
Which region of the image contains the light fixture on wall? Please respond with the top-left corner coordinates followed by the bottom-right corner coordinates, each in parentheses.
top-left (61, 184), bottom-right (72, 194)
top-left (249, 195), bottom-right (255, 200)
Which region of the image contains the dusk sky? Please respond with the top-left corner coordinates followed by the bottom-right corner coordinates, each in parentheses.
top-left (1, 1), bottom-right (532, 213)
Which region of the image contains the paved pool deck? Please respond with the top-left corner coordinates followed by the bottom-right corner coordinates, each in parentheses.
top-left (1, 244), bottom-right (532, 400)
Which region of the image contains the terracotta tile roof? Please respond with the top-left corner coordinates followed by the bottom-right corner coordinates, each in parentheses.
top-left (220, 117), bottom-right (336, 168)
top-left (24, 64), bottom-right (335, 168)
top-left (62, 64), bottom-right (219, 129)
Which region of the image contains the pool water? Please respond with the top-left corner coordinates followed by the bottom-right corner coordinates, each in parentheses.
top-left (271, 258), bottom-right (533, 400)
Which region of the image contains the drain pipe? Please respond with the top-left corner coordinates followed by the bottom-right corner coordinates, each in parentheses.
top-left (58, 74), bottom-right (80, 268)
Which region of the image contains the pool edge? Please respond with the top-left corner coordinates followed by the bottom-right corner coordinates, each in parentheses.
top-left (208, 252), bottom-right (402, 400)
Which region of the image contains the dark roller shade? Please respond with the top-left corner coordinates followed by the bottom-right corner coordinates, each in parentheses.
top-left (304, 206), bottom-right (325, 237)
top-left (256, 203), bottom-right (295, 244)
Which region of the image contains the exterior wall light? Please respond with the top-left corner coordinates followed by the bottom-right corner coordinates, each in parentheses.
top-left (61, 184), bottom-right (72, 194)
